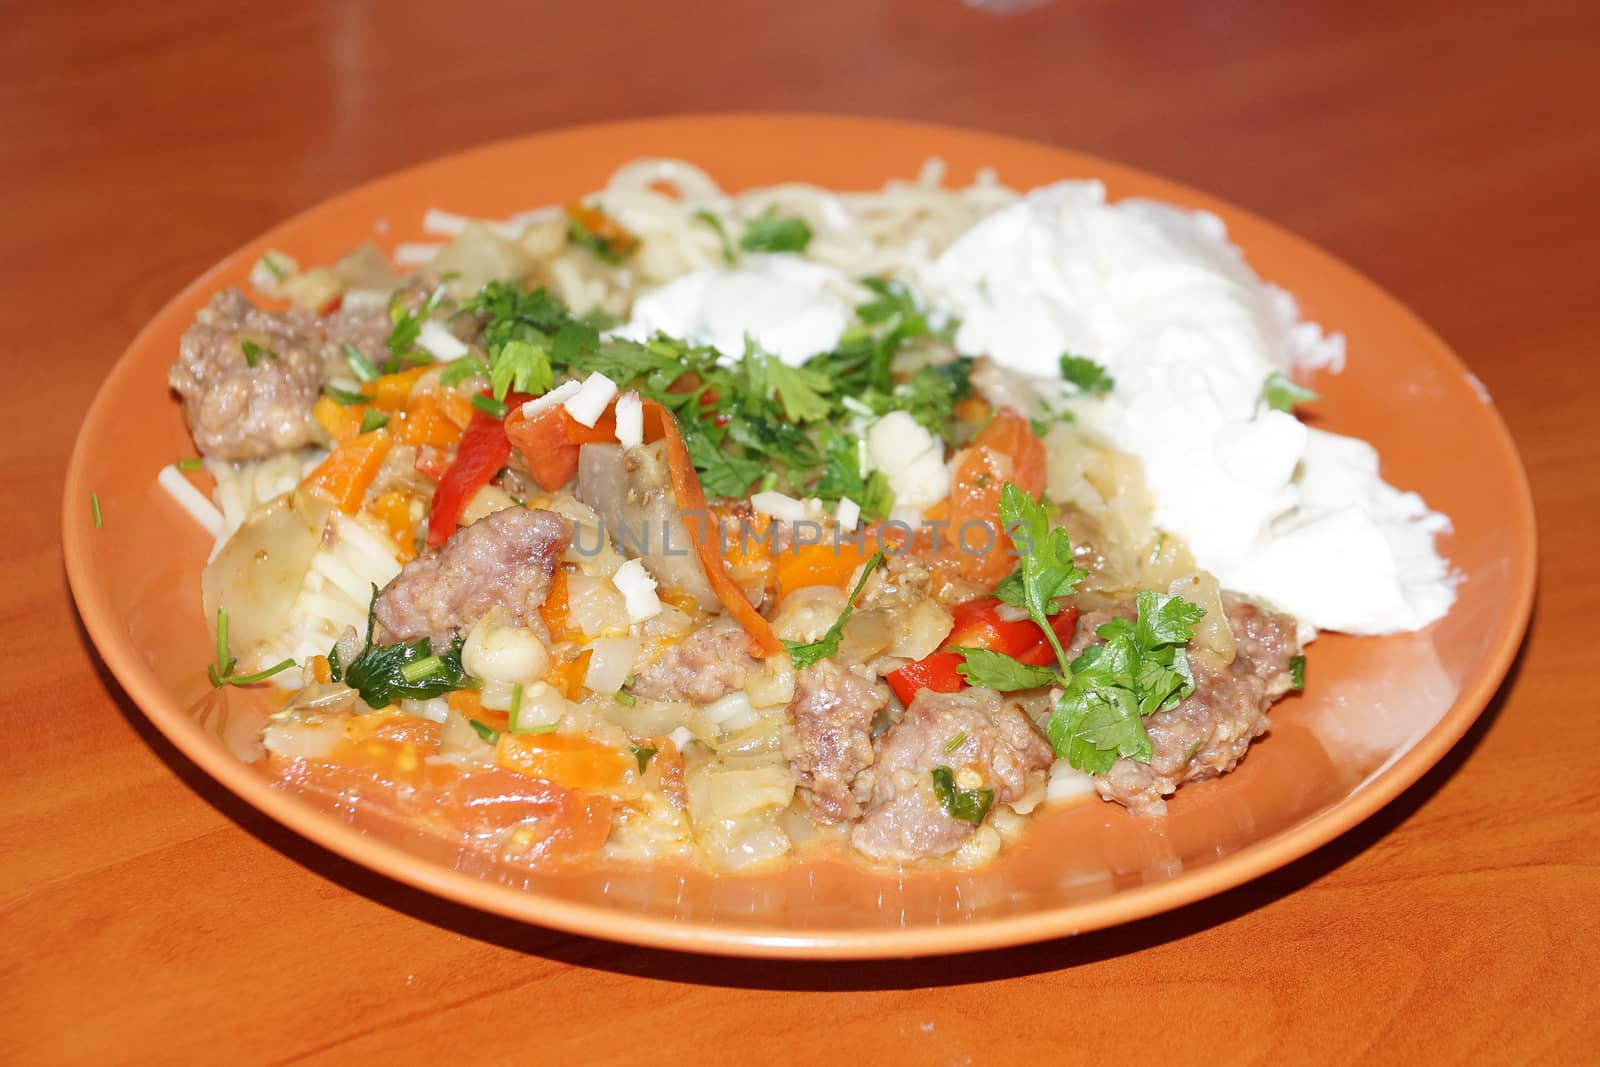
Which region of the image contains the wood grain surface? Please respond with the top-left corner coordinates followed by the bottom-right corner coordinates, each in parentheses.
top-left (4, 1), bottom-right (1597, 1062)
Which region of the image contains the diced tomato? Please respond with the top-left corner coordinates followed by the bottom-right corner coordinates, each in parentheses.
top-left (503, 404), bottom-right (617, 492)
top-left (945, 408), bottom-right (1046, 587)
top-left (886, 651), bottom-right (965, 706)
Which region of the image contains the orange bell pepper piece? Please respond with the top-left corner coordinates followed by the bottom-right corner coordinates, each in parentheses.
top-left (398, 392), bottom-right (465, 448)
top-left (312, 393), bottom-right (366, 445)
top-left (300, 428), bottom-right (392, 514)
top-left (774, 539), bottom-right (873, 597)
top-left (362, 365), bottom-right (430, 412)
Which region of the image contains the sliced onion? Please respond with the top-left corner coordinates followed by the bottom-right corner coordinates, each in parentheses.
top-left (583, 636), bottom-right (641, 695)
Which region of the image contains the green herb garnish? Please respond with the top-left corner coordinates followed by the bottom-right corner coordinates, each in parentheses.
top-left (1289, 654), bottom-right (1306, 690)
top-left (344, 343), bottom-right (380, 382)
top-left (1263, 371), bottom-right (1320, 412)
top-left (323, 384), bottom-right (367, 406)
top-left (783, 551), bottom-right (885, 669)
top-left (469, 720), bottom-right (501, 745)
top-left (471, 394), bottom-right (509, 419)
top-left (240, 340), bottom-right (276, 368)
top-left (931, 766), bottom-right (994, 825)
top-left (439, 356), bottom-right (488, 387)
top-left (327, 588), bottom-right (468, 708)
top-left (629, 744), bottom-right (657, 772)
top-left (207, 608), bottom-right (296, 688)
top-left (739, 212), bottom-right (812, 253)
top-left (1059, 353), bottom-right (1113, 394)
top-left (91, 492), bottom-right (102, 529)
top-left (358, 408), bottom-right (389, 433)
top-left (177, 458), bottom-right (205, 472)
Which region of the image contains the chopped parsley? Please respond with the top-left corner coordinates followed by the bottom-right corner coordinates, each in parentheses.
top-left (783, 551), bottom-right (886, 669)
top-left (628, 744), bottom-right (657, 772)
top-left (327, 589), bottom-right (468, 708)
top-left (323, 384), bottom-right (366, 406)
top-left (951, 484), bottom-right (1211, 775)
top-left (90, 492), bottom-right (102, 529)
top-left (358, 408), bottom-right (389, 433)
top-left (177, 458), bottom-right (205, 472)
top-left (386, 285), bottom-right (443, 359)
top-left (240, 339), bottom-right (276, 368)
top-left (613, 689), bottom-right (637, 708)
top-left (439, 355), bottom-right (487, 387)
top-left (468, 719), bottom-right (501, 745)
top-left (1059, 353), bottom-right (1114, 394)
top-left (931, 766), bottom-right (993, 825)
top-left (344, 343), bottom-right (380, 382)
top-left (471, 394), bottom-right (509, 419)
top-left (943, 732), bottom-right (968, 754)
top-left (1289, 654), bottom-right (1306, 690)
top-left (207, 608), bottom-right (295, 688)
top-left (1263, 371), bottom-right (1320, 412)
top-left (739, 212), bottom-right (812, 253)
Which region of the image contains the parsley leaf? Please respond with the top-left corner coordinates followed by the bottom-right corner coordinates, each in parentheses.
top-left (1059, 353), bottom-right (1114, 394)
top-left (761, 355), bottom-right (833, 423)
top-left (328, 589), bottom-right (469, 708)
top-left (628, 744), bottom-right (657, 772)
top-left (1047, 589), bottom-right (1205, 773)
top-left (954, 647), bottom-right (1059, 691)
top-left (1263, 371), bottom-right (1320, 412)
top-left (998, 483), bottom-right (1087, 666)
top-left (740, 212), bottom-right (812, 253)
top-left (684, 429), bottom-right (765, 498)
top-left (439, 356), bottom-right (487, 387)
top-left (488, 339), bottom-right (552, 402)
top-left (783, 552), bottom-right (885, 669)
top-left (814, 428), bottom-right (893, 520)
top-left (930, 767), bottom-right (994, 825)
top-left (1289, 653), bottom-right (1306, 690)
top-left (358, 408), bottom-right (389, 433)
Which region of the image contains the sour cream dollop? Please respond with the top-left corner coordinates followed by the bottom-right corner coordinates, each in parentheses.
top-left (618, 254), bottom-right (852, 365)
top-left (921, 181), bottom-right (1455, 635)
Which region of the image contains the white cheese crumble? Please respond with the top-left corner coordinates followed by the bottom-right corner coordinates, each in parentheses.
top-left (564, 372), bottom-right (618, 428)
top-left (521, 379), bottom-right (581, 418)
top-left (612, 558), bottom-right (663, 623)
top-left (613, 391), bottom-right (644, 448)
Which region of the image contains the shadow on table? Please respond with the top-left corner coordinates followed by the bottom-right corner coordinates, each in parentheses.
top-left (77, 605), bottom-right (1528, 992)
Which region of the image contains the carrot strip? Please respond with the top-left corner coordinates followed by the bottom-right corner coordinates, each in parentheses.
top-left (300, 428), bottom-right (392, 513)
top-left (640, 400), bottom-right (783, 658)
top-left (774, 540), bottom-right (872, 596)
top-left (312, 394), bottom-right (365, 445)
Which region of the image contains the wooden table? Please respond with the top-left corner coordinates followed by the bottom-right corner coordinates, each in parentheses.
top-left (6, 1), bottom-right (1596, 1061)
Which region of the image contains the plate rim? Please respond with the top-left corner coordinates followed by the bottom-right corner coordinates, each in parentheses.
top-left (62, 112), bottom-right (1539, 959)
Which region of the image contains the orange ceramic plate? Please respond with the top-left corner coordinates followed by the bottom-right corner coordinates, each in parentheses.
top-left (62, 115), bottom-right (1536, 959)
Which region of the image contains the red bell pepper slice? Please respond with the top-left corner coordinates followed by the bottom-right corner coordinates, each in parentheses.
top-left (425, 391), bottom-right (530, 547)
top-left (886, 598), bottom-right (1079, 704)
